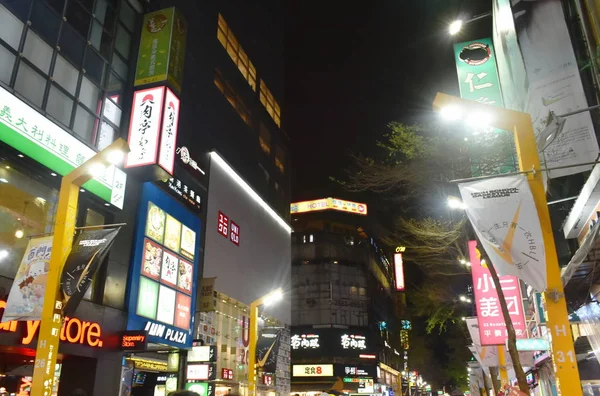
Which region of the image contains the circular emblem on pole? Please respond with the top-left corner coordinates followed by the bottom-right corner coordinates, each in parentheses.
top-left (459, 42), bottom-right (491, 66)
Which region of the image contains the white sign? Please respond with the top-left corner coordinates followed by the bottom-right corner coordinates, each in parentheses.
top-left (188, 346), bottom-right (214, 362)
top-left (144, 320), bottom-right (188, 346)
top-left (187, 364), bottom-right (209, 380)
top-left (458, 174), bottom-right (546, 291)
top-left (126, 86), bottom-right (165, 168)
top-left (341, 334), bottom-right (367, 350)
top-left (292, 364), bottom-right (334, 377)
top-left (291, 334), bottom-right (320, 349)
top-left (157, 88), bottom-right (179, 175)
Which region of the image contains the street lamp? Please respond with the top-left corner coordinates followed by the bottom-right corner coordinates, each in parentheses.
top-left (448, 11), bottom-right (492, 35)
top-left (447, 196), bottom-right (466, 210)
top-left (433, 92), bottom-right (582, 395)
top-left (248, 288), bottom-right (285, 396)
top-left (31, 138), bottom-right (129, 396)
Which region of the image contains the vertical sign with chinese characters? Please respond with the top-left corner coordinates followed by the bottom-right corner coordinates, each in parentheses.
top-left (217, 212), bottom-right (229, 238)
top-left (469, 240), bottom-right (527, 345)
top-left (126, 87), bottom-right (165, 168)
top-left (217, 211), bottom-right (240, 247)
top-left (394, 253), bottom-right (405, 291)
top-left (157, 88), bottom-right (180, 175)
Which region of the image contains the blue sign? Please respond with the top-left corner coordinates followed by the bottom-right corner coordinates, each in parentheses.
top-left (126, 182), bottom-right (203, 348)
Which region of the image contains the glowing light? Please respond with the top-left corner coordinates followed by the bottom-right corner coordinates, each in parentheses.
top-left (88, 163), bottom-right (106, 177)
top-left (449, 20), bottom-right (463, 35)
top-left (447, 196), bottom-right (466, 210)
top-left (0, 250), bottom-right (8, 260)
top-left (263, 288), bottom-right (284, 307)
top-left (0, 178), bottom-right (7, 183)
top-left (465, 111), bottom-right (494, 128)
top-left (107, 150), bottom-right (125, 165)
top-left (440, 105), bottom-right (463, 121)
top-left (15, 230), bottom-right (24, 239)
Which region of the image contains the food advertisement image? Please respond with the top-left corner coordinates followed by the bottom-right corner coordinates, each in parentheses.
top-left (180, 224), bottom-right (196, 260)
top-left (141, 239), bottom-right (162, 279)
top-left (177, 259), bottom-right (193, 294)
top-left (161, 250), bottom-right (179, 287)
top-left (156, 285), bottom-right (176, 325)
top-left (146, 202), bottom-right (166, 243)
top-left (164, 214), bottom-right (182, 253)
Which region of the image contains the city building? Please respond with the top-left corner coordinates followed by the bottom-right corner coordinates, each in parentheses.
top-left (288, 198), bottom-right (401, 395)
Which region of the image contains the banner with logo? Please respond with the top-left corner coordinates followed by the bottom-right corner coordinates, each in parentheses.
top-left (198, 277), bottom-right (216, 312)
top-left (61, 228), bottom-right (120, 316)
top-left (469, 240), bottom-right (527, 345)
top-left (1, 236), bottom-right (53, 322)
top-left (459, 175), bottom-right (546, 291)
top-left (256, 327), bottom-right (282, 373)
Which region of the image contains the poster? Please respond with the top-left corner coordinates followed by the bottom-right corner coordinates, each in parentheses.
top-left (146, 202), bottom-right (166, 243)
top-left (1, 236), bottom-right (52, 322)
top-left (198, 277), bottom-right (216, 312)
top-left (164, 214), bottom-right (181, 253)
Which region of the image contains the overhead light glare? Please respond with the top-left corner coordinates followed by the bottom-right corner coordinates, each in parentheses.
top-left (440, 105), bottom-right (463, 121)
top-left (449, 20), bottom-right (463, 35)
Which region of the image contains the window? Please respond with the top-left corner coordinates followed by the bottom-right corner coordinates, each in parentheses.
top-left (350, 286), bottom-right (358, 295)
top-left (216, 14), bottom-right (256, 91)
top-left (259, 80), bottom-right (281, 127)
top-left (275, 145), bottom-right (285, 173)
top-left (309, 234), bottom-right (314, 243)
top-left (258, 163), bottom-right (269, 184)
top-left (214, 69), bottom-right (252, 125)
top-left (259, 123), bottom-right (271, 155)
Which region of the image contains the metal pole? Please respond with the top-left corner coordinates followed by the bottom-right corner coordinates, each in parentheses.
top-left (248, 301), bottom-right (259, 396)
top-left (497, 346), bottom-right (509, 388)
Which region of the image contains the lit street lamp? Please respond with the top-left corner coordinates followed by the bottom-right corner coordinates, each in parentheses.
top-left (447, 196), bottom-right (467, 210)
top-left (248, 288), bottom-right (284, 396)
top-left (448, 11), bottom-right (492, 35)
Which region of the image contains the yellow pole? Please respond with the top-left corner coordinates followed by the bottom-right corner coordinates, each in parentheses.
top-left (30, 139), bottom-right (129, 396)
top-left (498, 346), bottom-right (508, 388)
top-left (433, 93), bottom-right (582, 396)
top-left (248, 302), bottom-right (259, 396)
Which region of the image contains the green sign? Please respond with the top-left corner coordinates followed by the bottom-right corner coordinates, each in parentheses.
top-left (134, 7), bottom-right (187, 94)
top-left (186, 382), bottom-right (208, 395)
top-left (0, 87), bottom-right (126, 208)
top-left (516, 338), bottom-right (550, 352)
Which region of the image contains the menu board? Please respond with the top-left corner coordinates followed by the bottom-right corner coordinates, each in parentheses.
top-left (136, 200), bottom-right (196, 330)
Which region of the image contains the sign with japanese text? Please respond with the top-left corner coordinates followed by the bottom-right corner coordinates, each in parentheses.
top-left (162, 176), bottom-right (202, 212)
top-left (290, 197), bottom-right (367, 215)
top-left (157, 88), bottom-right (180, 175)
top-left (0, 87), bottom-right (126, 208)
top-left (188, 344), bottom-right (217, 362)
top-left (292, 364), bottom-right (334, 377)
top-left (469, 240), bottom-right (527, 345)
top-left (217, 211), bottom-right (229, 238)
top-left (187, 364), bottom-right (215, 380)
top-left (291, 328), bottom-right (374, 358)
top-left (394, 253), bottom-right (405, 291)
top-left (222, 368), bottom-right (233, 380)
top-left (217, 211), bottom-right (240, 247)
top-left (126, 87), bottom-right (165, 168)
top-left (134, 8), bottom-right (187, 94)
top-left (230, 220), bottom-right (240, 246)
top-left (460, 176), bottom-right (546, 291)
top-left (262, 374), bottom-right (273, 386)
top-left (291, 333), bottom-right (320, 350)
top-left (341, 334), bottom-right (367, 350)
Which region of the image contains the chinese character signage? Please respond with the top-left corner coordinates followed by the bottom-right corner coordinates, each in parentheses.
top-left (221, 368), bottom-right (233, 380)
top-left (469, 240), bottom-right (527, 345)
top-left (0, 87), bottom-right (126, 208)
top-left (291, 333), bottom-right (320, 350)
top-left (394, 253), bottom-right (405, 291)
top-left (292, 364), bottom-right (334, 377)
top-left (217, 211), bottom-right (240, 247)
top-left (188, 344), bottom-right (217, 362)
top-left (459, 175), bottom-right (546, 292)
top-left (126, 183), bottom-right (201, 348)
top-left (187, 364), bottom-right (215, 381)
top-left (134, 8), bottom-right (187, 94)
top-left (290, 197), bottom-right (367, 215)
top-left (162, 177), bottom-right (202, 212)
top-left (126, 86), bottom-right (180, 177)
top-left (341, 334), bottom-right (367, 350)
top-left (454, 38), bottom-right (503, 106)
top-left (291, 328), bottom-right (373, 358)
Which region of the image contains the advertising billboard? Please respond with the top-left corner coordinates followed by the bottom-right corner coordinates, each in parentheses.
top-left (290, 327), bottom-right (375, 358)
top-left (126, 182), bottom-right (202, 348)
top-left (290, 197), bottom-right (367, 215)
top-left (203, 153), bottom-right (291, 323)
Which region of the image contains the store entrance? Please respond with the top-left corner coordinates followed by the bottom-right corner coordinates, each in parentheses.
top-left (131, 371), bottom-right (177, 396)
top-left (124, 353), bottom-right (179, 396)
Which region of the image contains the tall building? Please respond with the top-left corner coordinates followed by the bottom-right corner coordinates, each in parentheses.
top-left (288, 198), bottom-right (401, 396)
top-left (0, 0), bottom-right (290, 395)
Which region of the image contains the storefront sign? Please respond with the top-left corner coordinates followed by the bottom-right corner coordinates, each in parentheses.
top-left (0, 300), bottom-right (103, 347)
top-left (515, 338), bottom-right (550, 352)
top-left (344, 366), bottom-right (371, 376)
top-left (130, 358), bottom-right (169, 372)
top-left (157, 88), bottom-right (179, 175)
top-left (126, 183), bottom-right (201, 348)
top-left (187, 364), bottom-right (215, 381)
top-left (185, 382), bottom-right (215, 396)
top-left (291, 333), bottom-right (319, 350)
top-left (120, 330), bottom-right (148, 351)
top-left (217, 211), bottom-right (241, 246)
top-left (188, 344), bottom-right (217, 362)
top-left (263, 374), bottom-right (273, 386)
top-left (197, 277), bottom-right (216, 312)
top-left (221, 368), bottom-right (233, 380)
top-left (0, 86), bottom-right (127, 208)
top-left (292, 364), bottom-right (334, 377)
top-left (394, 253), bottom-right (405, 291)
top-left (163, 176), bottom-right (202, 212)
top-left (341, 334), bottom-right (367, 350)
top-left (134, 8), bottom-right (187, 93)
top-left (290, 197), bottom-right (368, 215)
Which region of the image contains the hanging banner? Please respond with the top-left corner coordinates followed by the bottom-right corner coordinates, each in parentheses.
top-left (60, 228), bottom-right (120, 316)
top-left (1, 236), bottom-right (53, 322)
top-left (469, 240), bottom-right (527, 346)
top-left (459, 175), bottom-right (546, 291)
top-left (198, 277), bottom-right (216, 312)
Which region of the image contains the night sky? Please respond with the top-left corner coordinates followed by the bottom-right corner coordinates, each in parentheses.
top-left (285, 0), bottom-right (491, 200)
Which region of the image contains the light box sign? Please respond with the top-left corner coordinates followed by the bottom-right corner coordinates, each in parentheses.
top-left (394, 253), bottom-right (405, 291)
top-left (188, 345), bottom-right (217, 362)
top-left (126, 182), bottom-right (202, 348)
top-left (0, 86), bottom-right (126, 208)
top-left (290, 197), bottom-right (367, 215)
top-left (291, 328), bottom-right (374, 358)
top-left (292, 364), bottom-right (334, 377)
top-left (515, 338), bottom-right (550, 352)
top-left (291, 333), bottom-right (320, 350)
top-left (125, 86), bottom-right (180, 176)
top-left (187, 364), bottom-right (216, 381)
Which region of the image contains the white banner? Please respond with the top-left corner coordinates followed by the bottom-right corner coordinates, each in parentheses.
top-left (1, 236), bottom-right (53, 322)
top-left (459, 174), bottom-right (546, 291)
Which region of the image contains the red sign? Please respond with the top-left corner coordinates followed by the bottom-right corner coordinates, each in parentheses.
top-left (263, 374), bottom-right (273, 386)
top-left (469, 240), bottom-right (527, 345)
top-left (394, 253), bottom-right (405, 291)
top-left (222, 368), bottom-right (233, 380)
top-left (217, 211), bottom-right (229, 238)
top-left (230, 221), bottom-right (240, 246)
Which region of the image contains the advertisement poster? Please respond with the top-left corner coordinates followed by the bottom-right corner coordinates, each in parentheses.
top-left (198, 277), bottom-right (216, 312)
top-left (459, 175), bottom-right (546, 291)
top-left (514, 0), bottom-right (599, 178)
top-left (1, 236), bottom-right (52, 322)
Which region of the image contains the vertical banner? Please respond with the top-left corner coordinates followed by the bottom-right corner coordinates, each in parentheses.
top-left (469, 240), bottom-right (527, 345)
top-left (60, 228), bottom-right (120, 316)
top-left (198, 277), bottom-right (216, 312)
top-left (1, 236), bottom-right (53, 322)
top-left (459, 175), bottom-right (546, 291)
top-left (256, 327), bottom-right (281, 373)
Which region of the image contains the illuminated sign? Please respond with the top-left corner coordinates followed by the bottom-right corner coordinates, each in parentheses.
top-left (263, 374), bottom-right (273, 386)
top-left (359, 354), bottom-right (377, 359)
top-left (221, 368), bottom-right (233, 380)
top-left (344, 366), bottom-right (371, 376)
top-left (515, 338), bottom-right (550, 352)
top-left (163, 177), bottom-right (202, 212)
top-left (394, 253), bottom-right (405, 291)
top-left (341, 334), bottom-right (367, 350)
top-left (157, 87), bottom-right (180, 175)
top-left (187, 364), bottom-right (215, 381)
top-left (177, 146), bottom-right (205, 174)
top-left (290, 197), bottom-right (368, 215)
top-left (120, 330), bottom-right (148, 351)
top-left (217, 211), bottom-right (229, 238)
top-left (292, 364), bottom-right (334, 377)
top-left (129, 358), bottom-right (169, 372)
top-left (188, 345), bottom-right (217, 362)
top-left (0, 300), bottom-right (103, 347)
top-left (185, 382), bottom-right (215, 396)
top-left (291, 333), bottom-right (320, 350)
top-left (358, 378), bottom-right (375, 393)
top-left (217, 211), bottom-right (240, 246)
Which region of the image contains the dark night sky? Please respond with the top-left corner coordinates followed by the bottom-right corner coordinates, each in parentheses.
top-left (285, 0), bottom-right (491, 200)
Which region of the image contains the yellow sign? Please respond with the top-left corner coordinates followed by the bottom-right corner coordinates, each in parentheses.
top-left (292, 364), bottom-right (334, 377)
top-left (290, 197), bottom-right (367, 215)
top-left (128, 357), bottom-right (170, 372)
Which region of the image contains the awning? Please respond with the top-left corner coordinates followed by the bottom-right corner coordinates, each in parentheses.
top-left (561, 220), bottom-right (600, 288)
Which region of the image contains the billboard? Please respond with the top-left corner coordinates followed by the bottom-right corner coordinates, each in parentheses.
top-left (203, 153), bottom-right (291, 323)
top-left (290, 197), bottom-right (367, 215)
top-left (126, 182), bottom-right (202, 348)
top-left (393, 253), bottom-right (405, 291)
top-left (290, 327), bottom-right (375, 358)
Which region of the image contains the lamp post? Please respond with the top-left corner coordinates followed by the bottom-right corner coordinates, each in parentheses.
top-left (248, 288), bottom-right (284, 396)
top-left (31, 138), bottom-right (129, 396)
top-left (433, 92), bottom-right (582, 395)
top-left (448, 11), bottom-right (492, 35)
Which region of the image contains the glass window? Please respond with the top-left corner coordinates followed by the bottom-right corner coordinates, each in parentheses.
top-left (30, 0), bottom-right (60, 45)
top-left (0, 46), bottom-right (15, 85)
top-left (14, 62), bottom-right (46, 108)
top-left (90, 21), bottom-right (112, 59)
top-left (259, 123), bottom-right (271, 155)
top-left (106, 71), bottom-right (123, 93)
top-left (46, 0), bottom-right (66, 14)
top-left (53, 55), bottom-right (79, 95)
top-left (97, 121), bottom-right (115, 150)
top-left (78, 0), bottom-right (95, 11)
top-left (102, 97), bottom-right (121, 126)
top-left (23, 30), bottom-right (53, 74)
top-left (119, 0), bottom-right (136, 28)
top-left (216, 14), bottom-right (256, 91)
top-left (65, 1), bottom-right (91, 38)
top-left (79, 75), bottom-right (102, 113)
top-left (0, 5), bottom-right (24, 50)
top-left (73, 105), bottom-right (97, 142)
top-left (46, 84), bottom-right (73, 127)
top-left (275, 145), bottom-right (285, 173)
top-left (0, 158), bottom-right (58, 280)
top-left (83, 48), bottom-right (105, 86)
top-left (3, 0), bottom-right (32, 22)
top-left (114, 24), bottom-right (131, 59)
top-left (259, 80), bottom-right (281, 127)
top-left (59, 23), bottom-right (85, 67)
top-left (95, 0), bottom-right (117, 32)
top-left (111, 53), bottom-right (127, 79)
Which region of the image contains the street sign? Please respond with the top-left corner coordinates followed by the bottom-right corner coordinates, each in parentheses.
top-left (514, 338), bottom-right (550, 352)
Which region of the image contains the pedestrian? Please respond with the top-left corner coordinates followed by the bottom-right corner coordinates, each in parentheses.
top-left (168, 391), bottom-right (199, 396)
